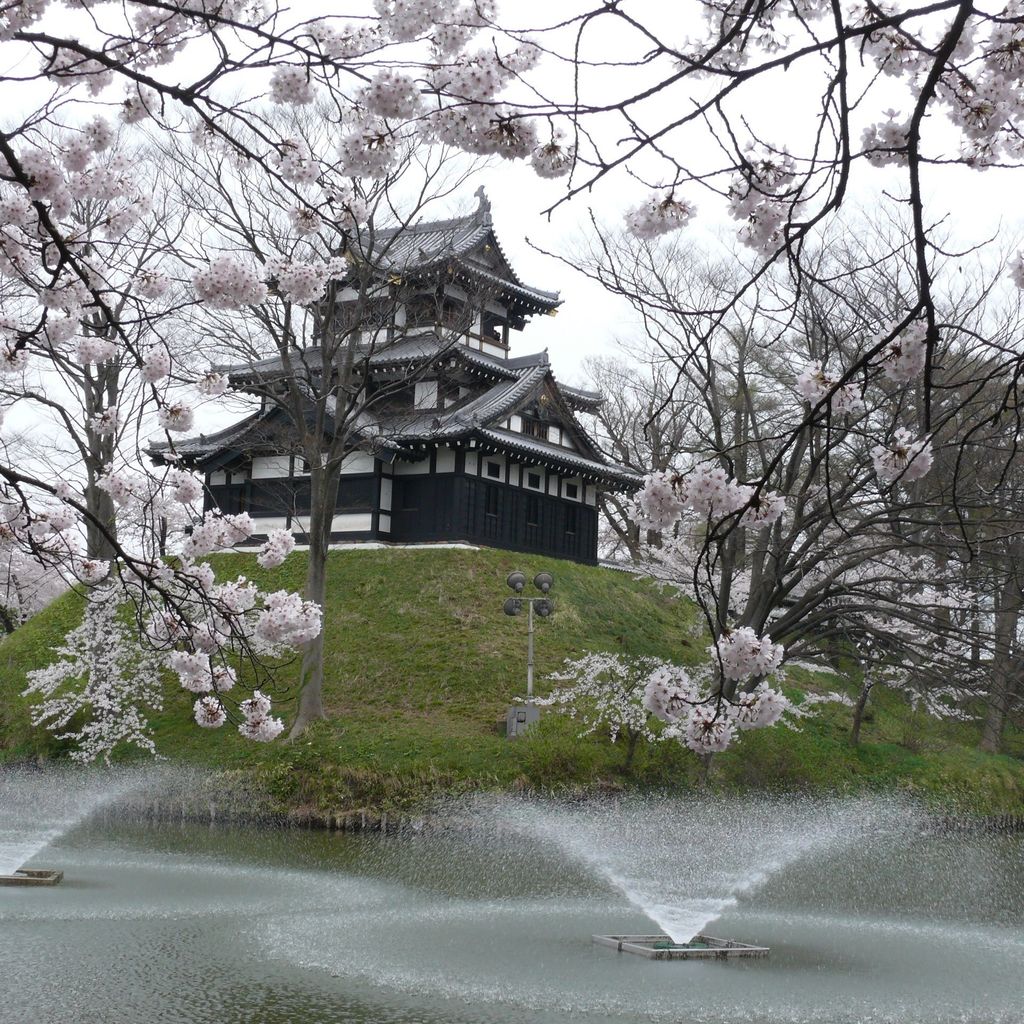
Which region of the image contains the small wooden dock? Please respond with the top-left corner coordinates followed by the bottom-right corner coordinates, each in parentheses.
top-left (592, 933), bottom-right (769, 960)
top-left (0, 869), bottom-right (63, 887)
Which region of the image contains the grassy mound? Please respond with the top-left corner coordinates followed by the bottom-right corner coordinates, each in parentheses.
top-left (1, 546), bottom-right (1022, 817)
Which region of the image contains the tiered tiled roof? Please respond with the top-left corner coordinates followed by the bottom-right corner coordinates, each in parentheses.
top-left (360, 189), bottom-right (561, 317)
top-left (149, 191), bottom-right (636, 488)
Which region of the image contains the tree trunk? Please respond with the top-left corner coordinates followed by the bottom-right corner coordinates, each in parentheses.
top-left (623, 730), bottom-right (641, 772)
top-left (980, 575), bottom-right (1022, 754)
top-left (85, 483), bottom-right (118, 561)
top-left (850, 678), bottom-right (874, 747)
top-left (287, 464), bottom-right (341, 739)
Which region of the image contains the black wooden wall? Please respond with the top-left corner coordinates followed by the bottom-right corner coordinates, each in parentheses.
top-left (205, 461), bottom-right (600, 564)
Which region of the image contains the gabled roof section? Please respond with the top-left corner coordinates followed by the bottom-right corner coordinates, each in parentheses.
top-left (149, 406), bottom-right (278, 465)
top-left (368, 337), bottom-right (548, 379)
top-left (558, 382), bottom-right (604, 413)
top-left (357, 188), bottom-right (561, 317)
top-left (476, 428), bottom-right (642, 487)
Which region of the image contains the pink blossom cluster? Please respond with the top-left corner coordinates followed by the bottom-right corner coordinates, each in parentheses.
top-left (531, 133), bottom-right (576, 179)
top-left (871, 428), bottom-right (934, 485)
top-left (76, 337), bottom-right (117, 364)
top-left (265, 256), bottom-right (333, 306)
top-left (269, 65), bottom-right (316, 106)
top-left (167, 468), bottom-right (204, 505)
top-left (861, 112), bottom-right (911, 167)
top-left (727, 150), bottom-right (797, 253)
top-left (712, 626), bottom-right (784, 681)
top-left (640, 661), bottom-right (792, 755)
top-left (157, 400), bottom-right (194, 433)
top-left (639, 467), bottom-right (785, 530)
top-left (238, 690), bottom-right (284, 741)
top-left (796, 363), bottom-right (865, 415)
top-left (193, 695), bottom-right (227, 729)
top-left (625, 192), bottom-right (697, 239)
top-left (643, 663), bottom-right (695, 723)
top-left (90, 406), bottom-right (120, 437)
top-left (97, 468), bottom-right (146, 508)
top-left (0, 341), bottom-right (28, 374)
top-left (257, 528), bottom-right (295, 569)
top-left (878, 324), bottom-right (927, 384)
top-left (427, 41), bottom-right (536, 101)
top-left (256, 590), bottom-right (322, 647)
top-left (141, 346), bottom-right (171, 383)
top-left (193, 255), bottom-right (268, 310)
top-left (1010, 252), bottom-right (1024, 290)
top-left (375, 0), bottom-right (497, 51)
top-left (196, 371), bottom-right (229, 398)
top-left (274, 138), bottom-right (321, 185)
top-left (680, 706), bottom-right (734, 753)
top-left (183, 511), bottom-right (256, 557)
top-left (338, 116), bottom-right (401, 178)
top-left (362, 68), bottom-right (424, 120)
top-left (135, 270), bottom-right (170, 300)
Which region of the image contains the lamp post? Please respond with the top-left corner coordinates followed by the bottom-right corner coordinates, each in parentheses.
top-left (503, 571), bottom-right (554, 738)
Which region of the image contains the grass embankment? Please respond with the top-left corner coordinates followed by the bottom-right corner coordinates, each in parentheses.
top-left (1, 546), bottom-right (1022, 819)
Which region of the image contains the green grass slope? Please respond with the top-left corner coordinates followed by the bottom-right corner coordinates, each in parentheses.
top-left (1, 546), bottom-right (1022, 817)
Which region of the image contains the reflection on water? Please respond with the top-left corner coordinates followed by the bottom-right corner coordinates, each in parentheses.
top-left (1, 781), bottom-right (1022, 1024)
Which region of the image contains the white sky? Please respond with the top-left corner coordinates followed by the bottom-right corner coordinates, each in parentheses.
top-left (5, 0), bottom-right (1023, 432)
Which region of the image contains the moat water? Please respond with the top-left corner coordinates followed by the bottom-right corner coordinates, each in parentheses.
top-left (2, 771), bottom-right (1022, 1024)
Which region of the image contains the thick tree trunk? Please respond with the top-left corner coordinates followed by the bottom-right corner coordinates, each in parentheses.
top-left (850, 678), bottom-right (874, 747)
top-left (85, 483), bottom-right (118, 561)
top-left (84, 367), bottom-right (118, 561)
top-left (980, 575), bottom-right (1022, 754)
top-left (288, 465), bottom-right (341, 739)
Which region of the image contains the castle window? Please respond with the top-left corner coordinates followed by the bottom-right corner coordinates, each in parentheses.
top-left (485, 461), bottom-right (501, 479)
top-left (485, 485), bottom-right (499, 518)
top-left (565, 482), bottom-right (579, 500)
top-left (481, 310), bottom-right (507, 343)
top-left (522, 417), bottom-right (548, 441)
top-left (565, 506), bottom-right (578, 535)
top-left (526, 471), bottom-right (543, 491)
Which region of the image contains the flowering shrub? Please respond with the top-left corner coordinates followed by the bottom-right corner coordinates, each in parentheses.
top-left (539, 651), bottom-right (851, 759)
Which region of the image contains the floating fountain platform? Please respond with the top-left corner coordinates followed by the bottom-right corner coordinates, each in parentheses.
top-left (0, 869), bottom-right (63, 887)
top-left (593, 934), bottom-right (769, 960)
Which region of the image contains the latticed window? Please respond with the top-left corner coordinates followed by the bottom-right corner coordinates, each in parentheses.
top-left (522, 417), bottom-right (548, 441)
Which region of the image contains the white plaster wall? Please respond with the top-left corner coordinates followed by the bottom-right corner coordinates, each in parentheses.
top-left (250, 515), bottom-right (290, 532)
top-left (378, 514), bottom-right (391, 533)
top-left (341, 452), bottom-right (375, 474)
top-left (483, 454), bottom-right (505, 481)
top-left (524, 467), bottom-right (545, 491)
top-left (414, 381), bottom-right (438, 409)
top-left (380, 477), bottom-right (393, 511)
top-left (562, 477), bottom-right (583, 500)
top-left (395, 459), bottom-right (431, 475)
top-left (436, 447), bottom-right (456, 473)
top-left (251, 455), bottom-right (291, 479)
top-left (331, 513), bottom-right (373, 532)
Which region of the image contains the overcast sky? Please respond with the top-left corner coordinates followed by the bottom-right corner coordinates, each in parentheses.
top-left (6, 1), bottom-right (1023, 438)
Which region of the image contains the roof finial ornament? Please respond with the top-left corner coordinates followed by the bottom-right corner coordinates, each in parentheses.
top-left (474, 185), bottom-right (492, 220)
